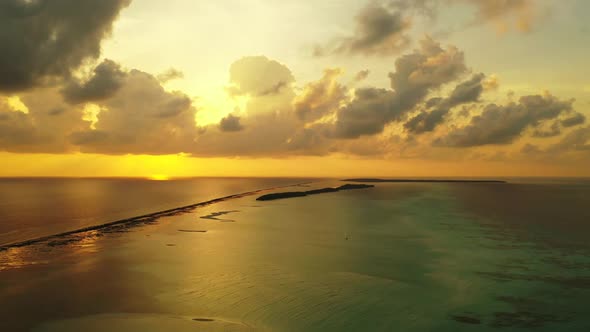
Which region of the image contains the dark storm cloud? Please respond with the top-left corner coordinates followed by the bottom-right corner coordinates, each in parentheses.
top-left (61, 60), bottom-right (126, 104)
top-left (0, 0), bottom-right (131, 92)
top-left (561, 112), bottom-right (586, 128)
top-left (404, 73), bottom-right (485, 134)
top-left (435, 94), bottom-right (574, 147)
top-left (219, 114), bottom-right (244, 132)
top-left (332, 37), bottom-right (466, 138)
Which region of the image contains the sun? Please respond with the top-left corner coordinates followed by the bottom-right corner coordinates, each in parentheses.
top-left (148, 174), bottom-right (170, 181)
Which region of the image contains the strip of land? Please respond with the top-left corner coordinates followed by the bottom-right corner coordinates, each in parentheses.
top-left (343, 178), bottom-right (506, 183)
top-left (0, 182), bottom-right (308, 251)
top-left (256, 184), bottom-right (374, 201)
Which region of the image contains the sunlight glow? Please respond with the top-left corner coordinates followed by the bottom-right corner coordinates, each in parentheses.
top-left (6, 96), bottom-right (29, 114)
top-left (148, 174), bottom-right (170, 181)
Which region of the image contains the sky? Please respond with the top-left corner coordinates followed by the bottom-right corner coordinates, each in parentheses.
top-left (0, 0), bottom-right (589, 178)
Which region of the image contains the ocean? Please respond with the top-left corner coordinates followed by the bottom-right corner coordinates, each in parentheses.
top-left (1, 178), bottom-right (590, 331)
top-left (0, 177), bottom-right (306, 247)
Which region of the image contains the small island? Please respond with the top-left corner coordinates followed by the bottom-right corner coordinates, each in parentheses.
top-left (343, 178), bottom-right (506, 184)
top-left (256, 184), bottom-right (374, 201)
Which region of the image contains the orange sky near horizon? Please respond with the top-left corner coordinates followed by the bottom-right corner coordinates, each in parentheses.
top-left (1, 0), bottom-right (589, 178)
top-left (1, 152), bottom-right (588, 179)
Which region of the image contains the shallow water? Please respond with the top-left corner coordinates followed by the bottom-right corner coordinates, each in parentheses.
top-left (0, 177), bottom-right (306, 246)
top-left (1, 179), bottom-right (590, 331)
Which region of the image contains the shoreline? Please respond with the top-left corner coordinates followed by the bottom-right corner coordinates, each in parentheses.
top-left (0, 181), bottom-right (311, 251)
top-left (256, 183), bottom-right (374, 201)
top-left (0, 177), bottom-right (508, 250)
top-left (343, 178), bottom-right (507, 183)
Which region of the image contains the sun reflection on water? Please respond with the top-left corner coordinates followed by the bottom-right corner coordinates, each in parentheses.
top-left (148, 174), bottom-right (170, 181)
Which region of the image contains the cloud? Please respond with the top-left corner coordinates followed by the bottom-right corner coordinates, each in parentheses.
top-left (0, 103), bottom-right (40, 149)
top-left (190, 56), bottom-right (302, 156)
top-left (404, 73), bottom-right (486, 134)
top-left (393, 0), bottom-right (541, 33)
top-left (190, 60), bottom-right (351, 157)
top-left (561, 112), bottom-right (586, 128)
top-left (331, 87), bottom-right (397, 139)
top-left (519, 126), bottom-right (590, 161)
top-left (69, 130), bottom-right (108, 146)
top-left (223, 56), bottom-right (298, 122)
top-left (547, 126), bottom-right (590, 153)
top-left (0, 0), bottom-right (46, 17)
top-left (157, 68), bottom-right (184, 83)
top-left (532, 121), bottom-right (561, 138)
top-left (227, 56), bottom-right (294, 97)
top-left (314, 0), bottom-right (543, 59)
top-left (219, 114), bottom-right (244, 132)
top-left (389, 0), bottom-right (439, 19)
top-left (0, 88), bottom-right (90, 153)
top-left (0, 0), bottom-right (131, 92)
top-left (459, 0), bottom-right (537, 33)
top-left (354, 70), bottom-right (371, 82)
top-left (389, 37), bottom-right (466, 100)
top-left (447, 73), bottom-right (486, 105)
top-left (482, 74), bottom-right (500, 91)
top-left (332, 37), bottom-right (466, 138)
top-left (61, 59), bottom-right (126, 104)
top-left (404, 104), bottom-right (446, 134)
top-left (315, 2), bottom-right (412, 56)
top-left (193, 111), bottom-right (300, 157)
top-left (0, 33), bottom-right (584, 165)
top-left (435, 93), bottom-right (575, 147)
top-left (521, 143), bottom-right (542, 155)
top-left (293, 68), bottom-right (348, 122)
top-left (70, 65), bottom-right (199, 155)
